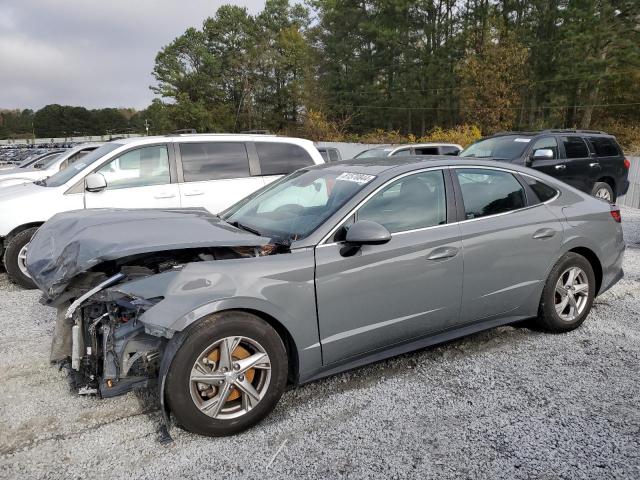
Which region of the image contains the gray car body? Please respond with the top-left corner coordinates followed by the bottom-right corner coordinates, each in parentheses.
top-left (32, 157), bottom-right (624, 390)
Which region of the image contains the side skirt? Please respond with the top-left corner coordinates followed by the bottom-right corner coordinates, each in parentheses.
top-left (299, 314), bottom-right (531, 385)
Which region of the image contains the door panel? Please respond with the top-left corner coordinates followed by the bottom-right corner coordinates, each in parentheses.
top-left (315, 169), bottom-right (461, 365)
top-left (179, 177), bottom-right (265, 214)
top-left (84, 145), bottom-right (180, 209)
top-left (315, 226), bottom-right (463, 365)
top-left (458, 205), bottom-right (563, 322)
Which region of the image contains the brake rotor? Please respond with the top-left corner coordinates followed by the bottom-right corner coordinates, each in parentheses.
top-left (207, 344), bottom-right (256, 402)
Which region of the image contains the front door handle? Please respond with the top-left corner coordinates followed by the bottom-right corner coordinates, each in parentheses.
top-left (589, 162), bottom-right (601, 168)
top-left (533, 228), bottom-right (556, 239)
top-left (154, 193), bottom-right (176, 199)
top-left (183, 190), bottom-right (204, 196)
top-left (427, 246), bottom-right (459, 261)
top-left (555, 164), bottom-right (567, 170)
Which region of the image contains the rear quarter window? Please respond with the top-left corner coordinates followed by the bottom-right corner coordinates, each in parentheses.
top-left (256, 142), bottom-right (314, 175)
top-left (588, 137), bottom-right (620, 157)
top-left (522, 176), bottom-right (558, 203)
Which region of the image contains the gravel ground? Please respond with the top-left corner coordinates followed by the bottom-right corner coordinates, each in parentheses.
top-left (1, 209), bottom-right (639, 480)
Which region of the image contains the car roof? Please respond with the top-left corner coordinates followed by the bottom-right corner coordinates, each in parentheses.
top-left (111, 134), bottom-right (316, 147)
top-left (487, 130), bottom-right (615, 138)
top-left (308, 155), bottom-right (537, 177)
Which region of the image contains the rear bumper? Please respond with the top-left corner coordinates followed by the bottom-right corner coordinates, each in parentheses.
top-left (618, 178), bottom-right (630, 196)
top-left (598, 243), bottom-right (625, 295)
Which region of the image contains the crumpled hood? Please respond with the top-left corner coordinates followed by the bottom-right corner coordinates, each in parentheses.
top-left (26, 208), bottom-right (270, 297)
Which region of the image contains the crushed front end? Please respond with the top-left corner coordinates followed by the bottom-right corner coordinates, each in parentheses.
top-left (51, 272), bottom-right (166, 397)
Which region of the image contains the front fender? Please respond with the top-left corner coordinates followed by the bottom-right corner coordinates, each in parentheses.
top-left (119, 249), bottom-right (322, 381)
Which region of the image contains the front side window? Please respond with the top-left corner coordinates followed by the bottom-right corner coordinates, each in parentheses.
top-left (357, 170), bottom-right (446, 233)
top-left (256, 142), bottom-right (314, 176)
top-left (562, 136), bottom-right (589, 159)
top-left (223, 169), bottom-right (375, 244)
top-left (392, 148), bottom-right (412, 156)
top-left (456, 168), bottom-right (526, 219)
top-left (96, 145), bottom-right (170, 190)
top-left (530, 137), bottom-right (559, 159)
top-left (179, 142), bottom-right (250, 182)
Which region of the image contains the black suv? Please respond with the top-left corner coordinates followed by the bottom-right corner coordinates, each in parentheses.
top-left (460, 130), bottom-right (631, 202)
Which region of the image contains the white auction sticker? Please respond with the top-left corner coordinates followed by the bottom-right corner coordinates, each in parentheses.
top-left (514, 138), bottom-right (531, 143)
top-left (336, 172), bottom-right (376, 184)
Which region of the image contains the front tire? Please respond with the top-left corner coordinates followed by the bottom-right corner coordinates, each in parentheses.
top-left (3, 227), bottom-right (38, 289)
top-left (535, 252), bottom-right (596, 333)
top-left (166, 311), bottom-right (288, 436)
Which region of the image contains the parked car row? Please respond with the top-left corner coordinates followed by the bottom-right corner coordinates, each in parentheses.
top-left (0, 143), bottom-right (82, 166)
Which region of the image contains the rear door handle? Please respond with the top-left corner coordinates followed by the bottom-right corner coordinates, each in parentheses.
top-left (589, 163), bottom-right (601, 168)
top-left (555, 164), bottom-right (566, 170)
top-left (154, 193), bottom-right (176, 199)
top-left (183, 190), bottom-right (204, 196)
top-left (533, 228), bottom-right (556, 239)
top-left (427, 246), bottom-right (459, 261)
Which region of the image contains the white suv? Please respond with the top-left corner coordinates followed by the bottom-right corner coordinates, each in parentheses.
top-left (0, 134), bottom-right (324, 288)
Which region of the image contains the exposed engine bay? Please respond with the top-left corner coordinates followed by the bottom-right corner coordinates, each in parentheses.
top-left (50, 244), bottom-right (283, 397)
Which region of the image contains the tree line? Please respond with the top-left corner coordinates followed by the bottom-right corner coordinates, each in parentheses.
top-left (2, 0), bottom-right (639, 147)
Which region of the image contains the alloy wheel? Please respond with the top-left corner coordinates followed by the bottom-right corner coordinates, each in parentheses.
top-left (17, 243), bottom-right (31, 278)
top-left (554, 267), bottom-right (589, 321)
top-left (189, 336), bottom-right (272, 420)
top-left (595, 187), bottom-right (612, 202)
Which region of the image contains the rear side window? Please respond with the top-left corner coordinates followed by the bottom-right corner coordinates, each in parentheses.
top-left (523, 176), bottom-right (558, 203)
top-left (414, 147), bottom-right (439, 155)
top-left (440, 146), bottom-right (461, 155)
top-left (589, 137), bottom-right (620, 157)
top-left (562, 136), bottom-right (589, 158)
top-left (328, 149), bottom-right (340, 162)
top-left (455, 169), bottom-right (526, 219)
top-left (179, 142), bottom-right (250, 182)
top-left (256, 142), bottom-right (314, 175)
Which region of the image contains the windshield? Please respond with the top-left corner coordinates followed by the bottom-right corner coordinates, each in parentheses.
top-left (223, 169), bottom-right (376, 244)
top-left (42, 143), bottom-right (121, 187)
top-left (32, 153), bottom-right (62, 169)
top-left (354, 148), bottom-right (389, 159)
top-left (460, 136), bottom-right (532, 160)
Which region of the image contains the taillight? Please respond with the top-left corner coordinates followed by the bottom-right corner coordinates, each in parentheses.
top-left (624, 158), bottom-right (631, 169)
top-left (610, 206), bottom-right (621, 223)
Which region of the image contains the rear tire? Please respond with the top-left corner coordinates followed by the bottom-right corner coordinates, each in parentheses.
top-left (3, 227), bottom-right (38, 289)
top-left (535, 252), bottom-right (596, 333)
top-left (591, 182), bottom-right (615, 203)
top-left (166, 311), bottom-right (288, 437)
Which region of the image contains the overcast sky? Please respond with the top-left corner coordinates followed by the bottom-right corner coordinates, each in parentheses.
top-left (0, 0), bottom-right (266, 111)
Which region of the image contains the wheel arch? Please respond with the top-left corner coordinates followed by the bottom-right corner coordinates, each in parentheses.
top-left (595, 176), bottom-right (616, 191)
top-left (5, 222), bottom-right (44, 242)
top-left (568, 246), bottom-right (603, 294)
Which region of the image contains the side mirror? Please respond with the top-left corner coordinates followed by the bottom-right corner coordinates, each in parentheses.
top-left (531, 149), bottom-right (554, 161)
top-left (340, 220), bottom-right (391, 257)
top-left (85, 173), bottom-right (107, 192)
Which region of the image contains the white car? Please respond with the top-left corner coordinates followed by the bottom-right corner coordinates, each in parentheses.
top-left (0, 134), bottom-right (324, 288)
top-left (0, 143), bottom-right (103, 188)
top-left (354, 143), bottom-right (463, 159)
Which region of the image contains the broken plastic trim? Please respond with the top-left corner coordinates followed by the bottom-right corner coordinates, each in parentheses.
top-left (65, 272), bottom-right (126, 320)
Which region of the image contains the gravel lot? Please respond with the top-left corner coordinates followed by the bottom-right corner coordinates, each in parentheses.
top-left (1, 209), bottom-right (639, 480)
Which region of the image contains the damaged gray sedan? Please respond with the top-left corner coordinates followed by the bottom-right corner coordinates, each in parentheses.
top-left (27, 158), bottom-right (625, 437)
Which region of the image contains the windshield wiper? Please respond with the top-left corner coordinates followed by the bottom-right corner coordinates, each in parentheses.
top-left (230, 221), bottom-right (262, 236)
